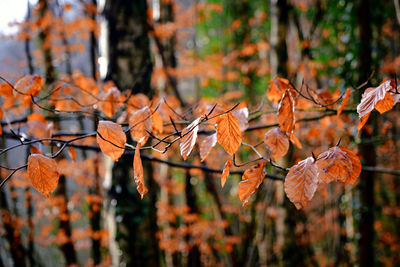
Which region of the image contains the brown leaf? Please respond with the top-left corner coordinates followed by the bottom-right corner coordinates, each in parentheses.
top-left (238, 161), bottom-right (266, 206)
top-left (199, 133), bottom-right (217, 162)
top-left (68, 147), bottom-right (77, 161)
top-left (277, 89), bottom-right (295, 133)
top-left (264, 127), bottom-right (289, 161)
top-left (151, 111), bottom-right (164, 134)
top-left (337, 87), bottom-right (351, 116)
top-left (357, 113), bottom-right (371, 135)
top-left (316, 146), bottom-right (353, 184)
top-left (357, 79), bottom-right (393, 118)
top-left (338, 147), bottom-right (361, 184)
top-left (30, 145), bottom-right (42, 154)
top-left (180, 117), bottom-right (201, 160)
top-left (375, 91), bottom-right (394, 114)
top-left (288, 132), bottom-right (303, 149)
top-left (284, 157), bottom-right (319, 209)
top-left (27, 154), bottom-right (60, 197)
top-left (129, 106), bottom-right (152, 145)
top-left (14, 75), bottom-right (44, 96)
top-left (221, 160), bottom-right (232, 188)
top-left (216, 112), bottom-right (242, 155)
top-left (232, 107), bottom-right (249, 131)
top-left (266, 77), bottom-right (296, 103)
top-left (99, 87), bottom-right (122, 118)
top-left (96, 121), bottom-right (126, 162)
top-left (133, 142), bottom-right (148, 199)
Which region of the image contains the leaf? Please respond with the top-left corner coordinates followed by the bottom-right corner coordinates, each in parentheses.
top-left (96, 121), bottom-right (126, 162)
top-left (68, 147), bottom-right (77, 161)
top-left (133, 141), bottom-right (148, 199)
top-left (238, 161), bottom-right (266, 206)
top-left (288, 132), bottom-right (303, 149)
top-left (316, 146), bottom-right (353, 184)
top-left (27, 154), bottom-right (60, 197)
top-left (151, 111), bottom-right (164, 134)
top-left (30, 145), bottom-right (42, 154)
top-left (221, 160), bottom-right (232, 188)
top-left (357, 113), bottom-right (371, 135)
top-left (0, 83), bottom-right (13, 97)
top-left (277, 89), bottom-right (295, 133)
top-left (216, 112), bottom-right (242, 155)
top-left (129, 106), bottom-right (152, 145)
top-left (14, 75), bottom-right (44, 96)
top-left (357, 80), bottom-right (393, 117)
top-left (337, 87), bottom-right (351, 116)
top-left (266, 77), bottom-right (296, 103)
top-left (199, 133), bottom-right (217, 162)
top-left (99, 87), bottom-right (122, 118)
top-left (232, 107), bottom-right (249, 131)
top-left (338, 147), bottom-right (361, 184)
top-left (180, 117), bottom-right (201, 160)
top-left (284, 157), bottom-right (319, 209)
top-left (375, 91), bottom-right (394, 114)
top-left (264, 127), bottom-right (289, 161)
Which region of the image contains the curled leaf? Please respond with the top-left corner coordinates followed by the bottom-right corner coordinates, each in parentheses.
top-left (99, 87), bottom-right (122, 118)
top-left (27, 154), bottom-right (60, 197)
top-left (221, 160), bottom-right (232, 188)
top-left (266, 77), bottom-right (296, 103)
top-left (96, 121), bottom-right (126, 162)
top-left (264, 127), bottom-right (289, 161)
top-left (216, 112), bottom-right (242, 155)
top-left (316, 146), bottom-right (353, 184)
top-left (133, 142), bottom-right (148, 199)
top-left (14, 75), bottom-right (44, 96)
top-left (129, 106), bottom-right (152, 145)
top-left (199, 133), bottom-right (217, 162)
top-left (284, 157), bottom-right (319, 209)
top-left (277, 89), bottom-right (295, 134)
top-left (338, 147), bottom-right (361, 184)
top-left (232, 107), bottom-right (249, 131)
top-left (238, 161), bottom-right (266, 206)
top-left (180, 117), bottom-right (201, 160)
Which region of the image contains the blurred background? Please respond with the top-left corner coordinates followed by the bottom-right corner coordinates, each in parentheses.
top-left (0, 0), bottom-right (400, 266)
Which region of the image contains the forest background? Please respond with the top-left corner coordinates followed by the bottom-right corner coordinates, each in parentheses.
top-left (0, 0), bottom-right (400, 266)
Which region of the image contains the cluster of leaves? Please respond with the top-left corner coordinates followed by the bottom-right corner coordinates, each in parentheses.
top-left (1, 74), bottom-right (399, 210)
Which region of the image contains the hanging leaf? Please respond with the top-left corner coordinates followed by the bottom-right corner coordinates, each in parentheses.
top-left (27, 113), bottom-right (53, 141)
top-left (284, 157), bottom-right (319, 209)
top-left (14, 75), bottom-right (44, 96)
top-left (221, 160), bottom-right (232, 188)
top-left (375, 91), bottom-right (394, 114)
top-left (232, 107), bottom-right (249, 131)
top-left (27, 154), bottom-right (60, 197)
top-left (216, 112), bottom-right (242, 155)
top-left (68, 146), bottom-right (77, 161)
top-left (99, 87), bottom-right (122, 118)
top-left (151, 111), bottom-right (164, 134)
top-left (238, 161), bottom-right (266, 206)
top-left (129, 106), bottom-right (152, 145)
top-left (316, 146), bottom-right (353, 184)
top-left (337, 87), bottom-right (351, 116)
top-left (338, 147), bottom-right (361, 184)
top-left (266, 77), bottom-right (296, 103)
top-left (96, 121), bottom-right (126, 162)
top-left (288, 132), bottom-right (303, 149)
top-left (264, 127), bottom-right (289, 161)
top-left (133, 141), bottom-right (148, 199)
top-left (180, 117), bottom-right (201, 160)
top-left (199, 133), bottom-right (217, 162)
top-left (277, 89), bottom-right (295, 133)
top-left (357, 113), bottom-right (371, 135)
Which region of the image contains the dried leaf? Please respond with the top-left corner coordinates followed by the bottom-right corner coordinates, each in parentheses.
top-left (277, 89), bottom-right (295, 133)
top-left (375, 91), bottom-right (394, 114)
top-left (14, 75), bottom-right (44, 96)
top-left (221, 160), bottom-right (232, 188)
top-left (96, 121), bottom-right (126, 162)
top-left (129, 106), bottom-right (152, 145)
top-left (338, 147), bottom-right (361, 184)
top-left (316, 146), bottom-right (353, 184)
top-left (199, 133), bottom-right (217, 162)
top-left (284, 157), bottom-right (319, 209)
top-left (216, 112), bottom-right (242, 155)
top-left (133, 141), bottom-right (148, 199)
top-left (357, 113), bottom-right (371, 135)
top-left (27, 154), bottom-right (60, 197)
top-left (264, 127), bottom-right (289, 161)
top-left (68, 147), bottom-right (77, 161)
top-left (151, 111), bottom-right (164, 134)
top-left (232, 107), bottom-right (249, 131)
top-left (266, 77), bottom-right (296, 103)
top-left (337, 87), bottom-right (351, 116)
top-left (180, 117), bottom-right (201, 160)
top-left (99, 87), bottom-right (122, 118)
top-left (0, 83), bottom-right (13, 97)
top-left (30, 145), bottom-right (42, 154)
top-left (288, 132), bottom-right (303, 149)
top-left (238, 161), bottom-right (266, 206)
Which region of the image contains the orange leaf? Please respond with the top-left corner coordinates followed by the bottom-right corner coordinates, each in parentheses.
top-left (357, 113), bottom-right (371, 135)
top-left (375, 92), bottom-right (394, 114)
top-left (199, 133), bottom-right (217, 162)
top-left (284, 157), bottom-right (319, 209)
top-left (96, 121), bottom-right (126, 162)
top-left (288, 132), bottom-right (303, 149)
top-left (266, 77), bottom-right (296, 103)
top-left (129, 106), bottom-right (152, 145)
top-left (27, 154), bottom-right (60, 197)
top-left (68, 146), bottom-right (77, 161)
top-left (14, 75), bottom-right (44, 96)
top-left (27, 121), bottom-right (53, 140)
top-left (133, 141), bottom-right (148, 199)
top-left (221, 160), bottom-right (232, 188)
top-left (264, 127), bottom-right (289, 161)
top-left (180, 117), bottom-right (200, 160)
top-left (30, 145), bottom-right (42, 154)
top-left (277, 89), bottom-right (295, 133)
top-left (0, 83), bottom-right (13, 97)
top-left (99, 87), bottom-right (122, 118)
top-left (151, 111), bottom-right (164, 134)
top-left (216, 112), bottom-right (242, 155)
top-left (27, 113), bottom-right (46, 123)
top-left (357, 80), bottom-right (393, 118)
top-left (337, 87), bottom-right (351, 116)
top-left (338, 147), bottom-right (361, 184)
top-left (316, 146), bottom-right (353, 184)
top-left (238, 161), bottom-right (266, 206)
top-left (0, 107), bottom-right (3, 120)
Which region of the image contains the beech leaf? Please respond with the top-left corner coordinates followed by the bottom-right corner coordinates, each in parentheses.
top-left (238, 161), bottom-right (266, 206)
top-left (199, 133), bottom-right (217, 162)
top-left (96, 121), bottom-right (126, 162)
top-left (221, 160), bottom-right (232, 188)
top-left (264, 127), bottom-right (289, 161)
top-left (129, 106), bottom-right (152, 145)
top-left (133, 141), bottom-right (148, 199)
top-left (216, 112), bottom-right (242, 155)
top-left (316, 146), bottom-right (353, 184)
top-left (277, 89), bottom-right (295, 134)
top-left (14, 75), bottom-right (44, 96)
top-left (180, 117), bottom-right (201, 160)
top-left (27, 154), bottom-right (60, 197)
